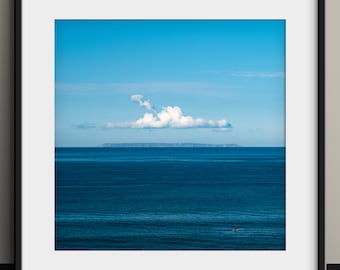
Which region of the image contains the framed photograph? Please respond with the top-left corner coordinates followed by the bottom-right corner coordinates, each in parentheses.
top-left (15, 0), bottom-right (325, 269)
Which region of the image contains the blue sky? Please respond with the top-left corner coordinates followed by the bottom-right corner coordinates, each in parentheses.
top-left (55, 20), bottom-right (285, 147)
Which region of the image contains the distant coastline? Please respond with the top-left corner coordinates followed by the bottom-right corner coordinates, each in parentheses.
top-left (101, 143), bottom-right (240, 148)
top-left (55, 143), bottom-right (287, 148)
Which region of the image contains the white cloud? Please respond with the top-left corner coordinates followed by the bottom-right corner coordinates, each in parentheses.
top-left (232, 71), bottom-right (285, 78)
top-left (73, 122), bottom-right (96, 129)
top-left (106, 95), bottom-right (232, 130)
top-left (131, 94), bottom-right (153, 110)
top-left (104, 122), bottom-right (115, 129)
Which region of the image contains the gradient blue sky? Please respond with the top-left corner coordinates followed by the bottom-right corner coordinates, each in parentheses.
top-left (55, 20), bottom-right (285, 147)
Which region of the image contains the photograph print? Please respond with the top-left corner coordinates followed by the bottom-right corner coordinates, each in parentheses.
top-left (55, 20), bottom-right (285, 250)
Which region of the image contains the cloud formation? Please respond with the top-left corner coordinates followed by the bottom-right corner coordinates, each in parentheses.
top-left (106, 95), bottom-right (232, 130)
top-left (73, 122), bottom-right (96, 129)
top-left (232, 71), bottom-right (285, 78)
top-left (131, 94), bottom-right (153, 111)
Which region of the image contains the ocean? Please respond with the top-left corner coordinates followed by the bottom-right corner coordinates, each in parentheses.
top-left (55, 147), bottom-right (285, 250)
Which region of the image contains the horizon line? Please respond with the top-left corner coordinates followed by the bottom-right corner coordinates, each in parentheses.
top-left (55, 143), bottom-right (285, 148)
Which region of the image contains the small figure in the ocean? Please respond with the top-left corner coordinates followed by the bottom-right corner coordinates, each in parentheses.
top-left (232, 227), bottom-right (239, 232)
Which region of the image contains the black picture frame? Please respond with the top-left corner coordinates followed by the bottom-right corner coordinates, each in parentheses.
top-left (13, 0), bottom-right (326, 269)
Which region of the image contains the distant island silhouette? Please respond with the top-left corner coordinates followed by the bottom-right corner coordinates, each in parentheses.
top-left (101, 143), bottom-right (240, 148)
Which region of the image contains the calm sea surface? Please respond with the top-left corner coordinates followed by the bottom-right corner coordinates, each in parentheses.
top-left (55, 147), bottom-right (285, 250)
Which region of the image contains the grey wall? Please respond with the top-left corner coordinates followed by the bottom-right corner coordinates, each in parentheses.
top-left (0, 0), bottom-right (14, 264)
top-left (0, 0), bottom-right (339, 267)
top-left (326, 0), bottom-right (340, 266)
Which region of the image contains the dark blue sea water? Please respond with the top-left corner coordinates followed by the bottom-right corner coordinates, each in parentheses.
top-left (55, 147), bottom-right (285, 250)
